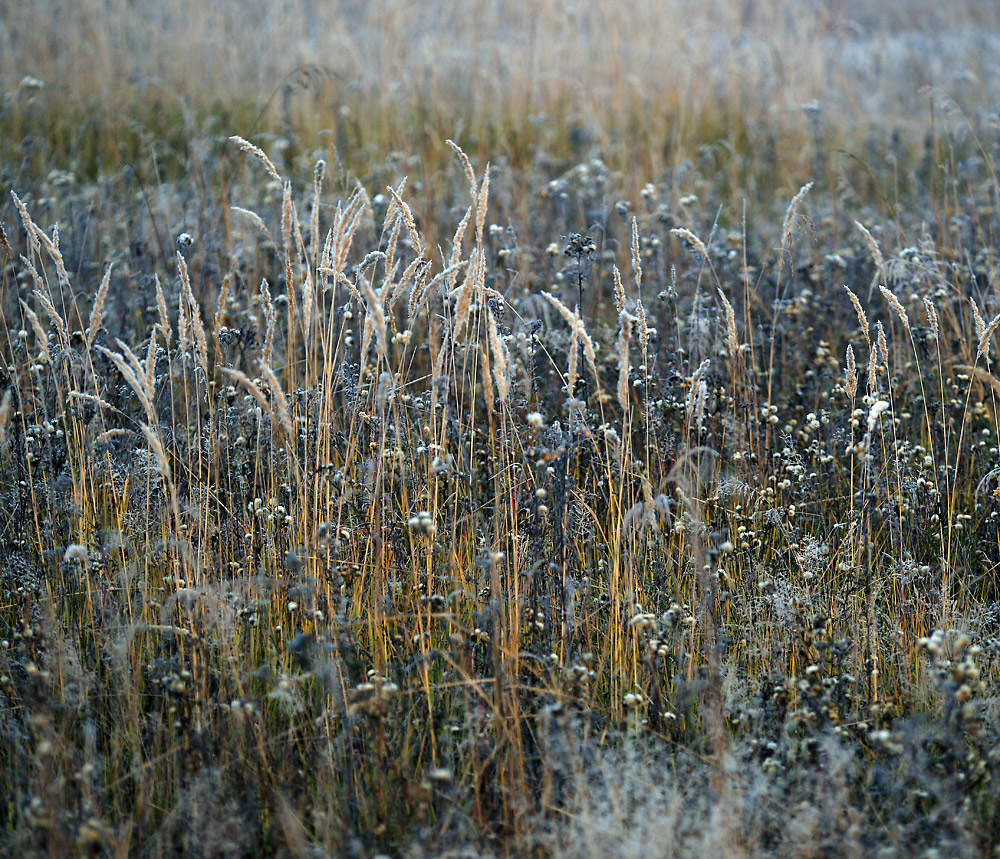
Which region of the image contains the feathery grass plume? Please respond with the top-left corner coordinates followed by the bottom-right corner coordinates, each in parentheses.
top-left (846, 344), bottom-right (857, 398)
top-left (487, 310), bottom-right (509, 403)
top-left (177, 252), bottom-right (208, 377)
top-left (631, 216), bottom-right (642, 295)
top-left (566, 323), bottom-right (579, 403)
top-left (954, 364), bottom-right (1000, 396)
top-left (452, 249), bottom-right (482, 340)
top-left (68, 391), bottom-right (114, 411)
top-left (687, 358), bottom-right (711, 418)
top-left (635, 299), bottom-right (649, 353)
top-left (34, 222), bottom-right (70, 288)
top-left (479, 342), bottom-right (494, 411)
top-left (389, 254), bottom-right (427, 308)
top-left (229, 135), bottom-right (282, 183)
top-left (112, 337), bottom-right (151, 399)
top-left (96, 344), bottom-right (154, 420)
top-left (923, 296), bottom-right (940, 340)
top-left (844, 285), bottom-right (870, 342)
top-left (693, 377), bottom-right (708, 434)
top-left (30, 284), bottom-right (69, 347)
top-left (978, 311), bottom-right (1000, 359)
top-left (214, 272), bottom-right (231, 345)
top-left (154, 274), bottom-right (171, 344)
top-left (717, 288), bottom-right (737, 354)
top-left (0, 389), bottom-right (13, 451)
top-left (384, 213), bottom-right (403, 276)
top-left (94, 428), bottom-right (132, 444)
top-left (20, 300), bottom-right (50, 360)
top-left (617, 312), bottom-right (633, 414)
top-left (612, 265), bottom-right (626, 315)
top-left (970, 299), bottom-right (987, 344)
top-left (281, 181), bottom-right (294, 283)
top-left (359, 266), bottom-right (388, 360)
top-left (879, 284), bottom-right (910, 331)
top-left (447, 206), bottom-right (473, 279)
top-left (856, 220), bottom-right (885, 292)
top-left (410, 259), bottom-right (462, 317)
top-left (176, 274), bottom-right (190, 356)
top-left (475, 169), bottom-right (490, 246)
top-left (86, 263), bottom-right (112, 350)
top-left (387, 184), bottom-right (422, 255)
top-left (0, 223), bottom-right (12, 262)
top-left (220, 367), bottom-right (273, 418)
top-left (19, 254), bottom-right (44, 296)
top-left (311, 159), bottom-right (325, 270)
top-left (543, 292), bottom-right (600, 389)
top-left (139, 422), bottom-right (171, 482)
top-left (320, 225), bottom-right (334, 273)
top-left (260, 278), bottom-right (276, 364)
top-left (231, 206), bottom-right (273, 242)
top-left (320, 185), bottom-right (370, 276)
top-left (867, 343), bottom-right (878, 395)
top-left (11, 191), bottom-right (40, 254)
top-left (446, 139), bottom-right (477, 198)
top-left (259, 361), bottom-right (295, 444)
top-left (359, 313), bottom-right (376, 385)
top-left (406, 260), bottom-right (434, 319)
top-left (875, 320), bottom-right (889, 369)
top-left (670, 227), bottom-right (708, 261)
top-left (781, 181), bottom-right (814, 253)
top-left (145, 335), bottom-right (157, 395)
top-left (301, 264), bottom-right (315, 347)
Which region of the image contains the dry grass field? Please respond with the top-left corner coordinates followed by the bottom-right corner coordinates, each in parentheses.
top-left (2, 1), bottom-right (1000, 855)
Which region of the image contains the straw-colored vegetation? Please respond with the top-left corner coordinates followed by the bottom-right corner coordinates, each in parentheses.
top-left (2, 1), bottom-right (1000, 856)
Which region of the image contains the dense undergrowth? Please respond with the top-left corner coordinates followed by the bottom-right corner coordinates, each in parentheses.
top-left (2, 1), bottom-right (1000, 857)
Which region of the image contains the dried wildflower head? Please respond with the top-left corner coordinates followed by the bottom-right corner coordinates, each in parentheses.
top-left (64, 544), bottom-right (89, 564)
top-left (867, 399), bottom-right (890, 432)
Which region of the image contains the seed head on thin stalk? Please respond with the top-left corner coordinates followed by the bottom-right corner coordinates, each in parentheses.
top-left (229, 135), bottom-right (282, 183)
top-left (617, 312), bottom-right (634, 414)
top-left (487, 311), bottom-right (509, 403)
top-left (613, 265), bottom-right (626, 315)
top-left (846, 345), bottom-right (857, 399)
top-left (631, 216), bottom-right (642, 296)
top-left (875, 321), bottom-right (889, 382)
top-left (971, 299), bottom-right (986, 346)
top-left (717, 288), bottom-right (737, 355)
top-left (879, 284), bottom-right (910, 332)
top-left (923, 297), bottom-right (940, 340)
top-left (86, 264), bottom-right (112, 350)
top-left (978, 311), bottom-right (1000, 359)
top-left (844, 286), bottom-right (869, 342)
top-left (781, 182), bottom-right (814, 255)
top-left (670, 228), bottom-right (708, 261)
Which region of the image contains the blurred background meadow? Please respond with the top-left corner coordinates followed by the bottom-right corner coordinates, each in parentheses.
top-left (2, 1), bottom-right (1000, 856)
